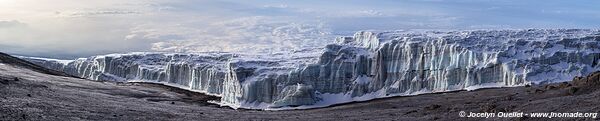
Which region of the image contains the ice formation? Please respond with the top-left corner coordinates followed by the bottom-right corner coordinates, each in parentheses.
top-left (21, 29), bottom-right (600, 110)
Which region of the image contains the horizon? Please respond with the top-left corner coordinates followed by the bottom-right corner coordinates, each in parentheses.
top-left (2, 0), bottom-right (600, 59)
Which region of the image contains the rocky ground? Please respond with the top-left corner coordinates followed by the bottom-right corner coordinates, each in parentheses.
top-left (1, 53), bottom-right (600, 121)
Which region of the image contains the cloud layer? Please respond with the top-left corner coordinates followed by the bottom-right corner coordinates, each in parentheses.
top-left (1, 0), bottom-right (599, 58)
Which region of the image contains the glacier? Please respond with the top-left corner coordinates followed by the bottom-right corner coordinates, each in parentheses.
top-left (20, 29), bottom-right (600, 110)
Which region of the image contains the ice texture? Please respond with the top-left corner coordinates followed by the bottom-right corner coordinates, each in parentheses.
top-left (21, 29), bottom-right (600, 109)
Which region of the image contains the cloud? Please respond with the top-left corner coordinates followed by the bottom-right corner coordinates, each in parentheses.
top-left (130, 16), bottom-right (333, 53)
top-left (0, 20), bottom-right (27, 28)
top-left (263, 4), bottom-right (289, 9)
top-left (0, 44), bottom-right (21, 52)
top-left (58, 10), bottom-right (143, 17)
top-left (1, 0), bottom-right (600, 58)
top-left (357, 10), bottom-right (385, 17)
top-left (0, 20), bottom-right (31, 48)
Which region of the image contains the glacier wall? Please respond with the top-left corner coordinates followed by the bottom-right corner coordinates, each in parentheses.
top-left (22, 29), bottom-right (600, 109)
top-left (24, 53), bottom-right (233, 96)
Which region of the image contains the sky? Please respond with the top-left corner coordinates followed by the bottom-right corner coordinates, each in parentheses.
top-left (1, 0), bottom-right (599, 59)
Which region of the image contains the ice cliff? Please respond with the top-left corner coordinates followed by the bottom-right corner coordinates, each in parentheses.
top-left (21, 29), bottom-right (600, 109)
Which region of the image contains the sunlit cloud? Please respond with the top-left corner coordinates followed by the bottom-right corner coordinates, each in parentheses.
top-left (1, 0), bottom-right (599, 58)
